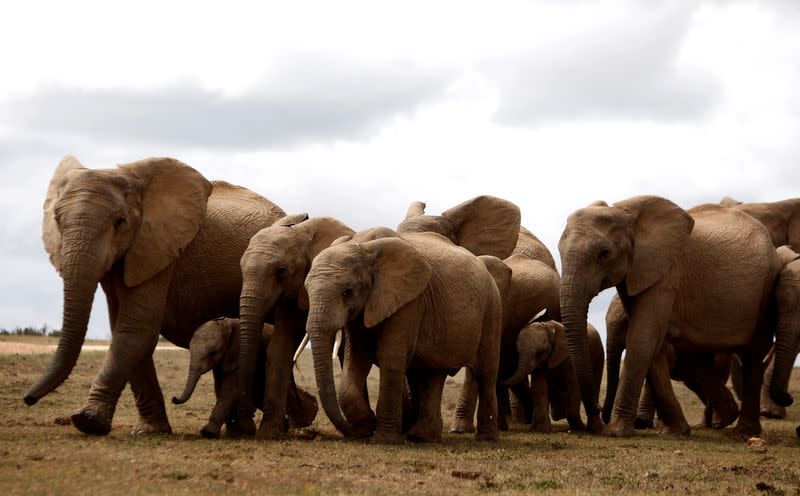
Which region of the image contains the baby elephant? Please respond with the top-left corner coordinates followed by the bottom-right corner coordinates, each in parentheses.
top-left (505, 320), bottom-right (604, 432)
top-left (172, 318), bottom-right (318, 438)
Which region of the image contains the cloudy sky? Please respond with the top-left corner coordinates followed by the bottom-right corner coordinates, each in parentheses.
top-left (1, 0), bottom-right (798, 342)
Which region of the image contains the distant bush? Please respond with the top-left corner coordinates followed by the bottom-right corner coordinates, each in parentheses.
top-left (0, 325), bottom-right (61, 337)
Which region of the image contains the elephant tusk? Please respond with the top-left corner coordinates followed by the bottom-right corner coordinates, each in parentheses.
top-left (527, 308), bottom-right (548, 325)
top-left (332, 329), bottom-right (343, 361)
top-left (763, 345), bottom-right (775, 365)
top-left (293, 333), bottom-right (311, 364)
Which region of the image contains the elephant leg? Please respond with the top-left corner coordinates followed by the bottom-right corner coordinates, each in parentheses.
top-left (203, 376), bottom-right (236, 439)
top-left (496, 385), bottom-right (510, 431)
top-left (339, 326), bottom-right (376, 438)
top-left (563, 368), bottom-right (585, 431)
top-left (128, 355), bottom-right (172, 435)
top-left (734, 352), bottom-right (766, 436)
top-left (646, 347), bottom-right (690, 436)
top-left (510, 381), bottom-right (533, 424)
top-left (729, 354), bottom-right (744, 402)
top-left (605, 292), bottom-right (673, 438)
top-left (759, 359), bottom-right (786, 419)
top-left (372, 320), bottom-right (412, 444)
top-left (286, 380), bottom-right (319, 430)
top-left (634, 382), bottom-right (656, 429)
top-left (407, 371), bottom-right (446, 442)
top-left (257, 307), bottom-right (305, 439)
top-left (681, 353), bottom-right (738, 430)
top-left (449, 369), bottom-right (477, 434)
top-left (530, 370), bottom-right (552, 433)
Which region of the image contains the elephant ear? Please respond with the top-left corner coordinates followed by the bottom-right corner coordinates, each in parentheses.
top-left (43, 156), bottom-right (86, 273)
top-left (777, 245), bottom-right (800, 266)
top-left (441, 195), bottom-right (521, 259)
top-left (587, 200), bottom-right (609, 207)
top-left (307, 217), bottom-right (356, 259)
top-left (363, 237), bottom-right (433, 328)
top-left (405, 201), bottom-right (426, 219)
top-left (548, 323), bottom-right (569, 369)
top-left (615, 196), bottom-right (694, 296)
top-left (478, 255), bottom-right (512, 299)
top-left (275, 213), bottom-right (309, 227)
top-left (120, 158), bottom-right (213, 287)
top-left (297, 285), bottom-right (310, 311)
top-left (331, 235), bottom-right (353, 246)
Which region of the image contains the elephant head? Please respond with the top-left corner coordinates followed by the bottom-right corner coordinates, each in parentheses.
top-left (173, 318), bottom-right (240, 405)
top-left (397, 195), bottom-right (521, 259)
top-left (769, 245), bottom-right (800, 407)
top-left (238, 215), bottom-right (354, 412)
top-left (721, 197), bottom-right (800, 251)
top-left (302, 236), bottom-right (432, 436)
top-left (25, 156), bottom-right (212, 405)
top-left (505, 321), bottom-right (568, 386)
top-left (558, 196), bottom-right (694, 431)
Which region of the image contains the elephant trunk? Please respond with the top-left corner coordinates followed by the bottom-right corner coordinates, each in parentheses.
top-left (505, 361), bottom-right (532, 387)
top-left (24, 240), bottom-right (98, 405)
top-left (308, 315), bottom-right (353, 437)
top-left (238, 287), bottom-right (272, 412)
top-left (172, 365), bottom-right (204, 405)
top-left (769, 289), bottom-right (800, 407)
top-left (560, 271), bottom-right (602, 429)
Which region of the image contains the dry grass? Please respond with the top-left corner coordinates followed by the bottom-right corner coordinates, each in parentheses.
top-left (0, 337), bottom-right (798, 495)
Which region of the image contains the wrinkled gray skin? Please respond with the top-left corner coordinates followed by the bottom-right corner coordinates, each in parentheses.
top-left (505, 321), bottom-right (603, 432)
top-left (722, 197), bottom-right (800, 419)
top-left (238, 215), bottom-right (354, 439)
top-left (172, 318), bottom-right (318, 438)
top-left (559, 197), bottom-right (779, 437)
top-left (603, 294), bottom-right (740, 431)
top-left (449, 233), bottom-right (561, 434)
top-left (26, 156), bottom-right (285, 436)
top-left (303, 231), bottom-right (503, 444)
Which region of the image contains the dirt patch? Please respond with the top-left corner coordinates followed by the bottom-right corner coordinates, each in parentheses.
top-left (0, 342), bottom-right (182, 355)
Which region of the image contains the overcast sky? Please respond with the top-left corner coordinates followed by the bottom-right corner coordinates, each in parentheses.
top-left (1, 0), bottom-right (798, 343)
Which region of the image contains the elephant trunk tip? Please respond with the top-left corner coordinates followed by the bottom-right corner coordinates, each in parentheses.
top-left (770, 390), bottom-right (794, 408)
top-left (171, 396), bottom-right (186, 405)
top-left (23, 394), bottom-right (39, 406)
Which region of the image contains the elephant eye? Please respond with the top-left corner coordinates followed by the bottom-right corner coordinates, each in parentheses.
top-left (342, 287), bottom-right (353, 299)
top-left (276, 266), bottom-right (287, 277)
top-left (597, 248), bottom-right (610, 262)
top-left (114, 217), bottom-right (126, 230)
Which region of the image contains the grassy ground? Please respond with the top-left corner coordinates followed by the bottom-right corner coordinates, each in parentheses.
top-left (1, 338), bottom-right (798, 495)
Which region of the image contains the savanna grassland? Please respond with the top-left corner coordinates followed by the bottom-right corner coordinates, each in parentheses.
top-left (0, 336), bottom-right (798, 495)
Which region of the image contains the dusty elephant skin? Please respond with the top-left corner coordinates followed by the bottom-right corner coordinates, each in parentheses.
top-left (721, 197), bottom-right (800, 419)
top-left (603, 294), bottom-right (740, 431)
top-left (303, 231), bottom-right (503, 444)
top-left (172, 318), bottom-right (317, 438)
top-left (559, 196), bottom-right (781, 437)
top-left (238, 215), bottom-right (354, 439)
top-left (449, 230), bottom-right (561, 434)
top-left (505, 320), bottom-right (603, 433)
top-left (24, 156), bottom-right (285, 436)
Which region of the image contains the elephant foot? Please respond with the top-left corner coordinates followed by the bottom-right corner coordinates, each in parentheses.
top-left (448, 418), bottom-right (475, 434)
top-left (567, 418), bottom-right (586, 432)
top-left (530, 421), bottom-right (553, 433)
top-left (498, 414), bottom-right (509, 431)
top-left (71, 405), bottom-right (113, 436)
top-left (475, 429), bottom-right (499, 442)
top-left (407, 420), bottom-right (443, 443)
top-left (603, 419), bottom-right (634, 437)
top-left (760, 405), bottom-right (786, 419)
top-left (200, 424), bottom-right (221, 439)
top-left (733, 419), bottom-right (762, 437)
top-left (586, 414), bottom-right (605, 434)
top-left (712, 407), bottom-right (740, 430)
top-left (372, 430), bottom-right (405, 444)
top-left (661, 421), bottom-right (690, 437)
top-left (287, 387), bottom-right (319, 429)
top-left (256, 417), bottom-right (289, 440)
top-left (634, 417), bottom-right (654, 429)
top-left (131, 419), bottom-right (172, 435)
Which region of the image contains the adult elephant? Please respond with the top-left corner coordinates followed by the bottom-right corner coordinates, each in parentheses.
top-left (722, 197), bottom-right (800, 418)
top-left (603, 294), bottom-right (739, 430)
top-left (238, 215), bottom-right (354, 439)
top-left (303, 231), bottom-right (502, 443)
top-left (24, 156), bottom-right (285, 436)
top-left (559, 196), bottom-right (780, 437)
top-left (449, 229), bottom-right (561, 434)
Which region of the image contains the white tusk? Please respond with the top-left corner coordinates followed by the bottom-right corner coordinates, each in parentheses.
top-left (332, 330), bottom-right (343, 360)
top-left (293, 333), bottom-right (311, 364)
top-left (527, 308), bottom-right (547, 325)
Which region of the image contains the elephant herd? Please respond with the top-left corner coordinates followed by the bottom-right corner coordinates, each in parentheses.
top-left (23, 156), bottom-right (800, 444)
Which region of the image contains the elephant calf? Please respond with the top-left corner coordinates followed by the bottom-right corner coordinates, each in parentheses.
top-left (172, 318), bottom-right (318, 438)
top-left (505, 320), bottom-right (604, 432)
